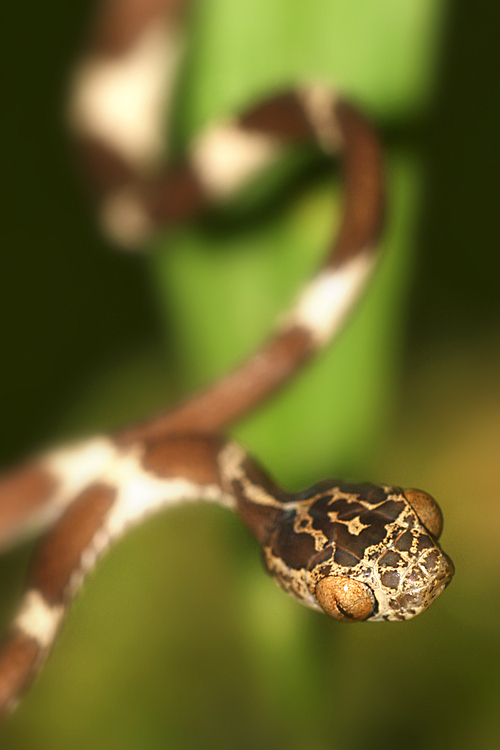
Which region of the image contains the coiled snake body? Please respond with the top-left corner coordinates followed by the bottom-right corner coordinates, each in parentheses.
top-left (0, 0), bottom-right (454, 717)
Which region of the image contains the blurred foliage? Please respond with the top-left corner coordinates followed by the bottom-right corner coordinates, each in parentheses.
top-left (2, 0), bottom-right (500, 749)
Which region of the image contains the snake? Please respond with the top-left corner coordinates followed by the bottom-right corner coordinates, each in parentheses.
top-left (0, 0), bottom-right (454, 718)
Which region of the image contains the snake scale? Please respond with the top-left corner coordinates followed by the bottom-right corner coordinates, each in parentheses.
top-left (0, 0), bottom-right (454, 718)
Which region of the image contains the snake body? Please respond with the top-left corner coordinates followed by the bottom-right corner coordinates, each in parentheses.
top-left (0, 0), bottom-right (453, 718)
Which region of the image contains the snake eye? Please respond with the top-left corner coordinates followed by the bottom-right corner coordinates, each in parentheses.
top-left (403, 488), bottom-right (443, 539)
top-left (315, 576), bottom-right (375, 622)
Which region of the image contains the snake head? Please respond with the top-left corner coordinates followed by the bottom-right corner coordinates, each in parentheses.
top-left (263, 481), bottom-right (454, 622)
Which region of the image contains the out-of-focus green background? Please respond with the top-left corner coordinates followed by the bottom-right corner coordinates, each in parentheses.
top-left (2, 0), bottom-right (500, 748)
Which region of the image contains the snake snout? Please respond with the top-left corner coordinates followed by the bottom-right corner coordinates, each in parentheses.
top-left (394, 549), bottom-right (455, 620)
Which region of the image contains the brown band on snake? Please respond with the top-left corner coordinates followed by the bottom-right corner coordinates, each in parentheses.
top-left (89, 0), bottom-right (188, 56)
top-left (0, 634), bottom-right (41, 718)
top-left (143, 163), bottom-right (209, 224)
top-left (328, 101), bottom-right (385, 266)
top-left (239, 91), bottom-right (316, 140)
top-left (0, 484), bottom-right (117, 712)
top-left (142, 434), bottom-right (225, 484)
top-left (28, 484), bottom-right (116, 606)
top-left (76, 136), bottom-right (137, 197)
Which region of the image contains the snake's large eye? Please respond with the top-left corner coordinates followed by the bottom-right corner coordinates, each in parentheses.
top-left (403, 488), bottom-right (443, 539)
top-left (315, 576), bottom-right (375, 622)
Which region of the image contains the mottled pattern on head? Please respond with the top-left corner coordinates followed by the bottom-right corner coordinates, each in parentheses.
top-left (263, 481), bottom-right (454, 621)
